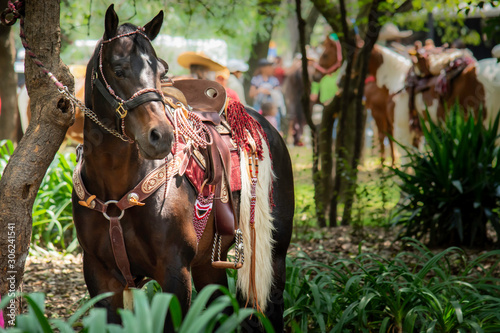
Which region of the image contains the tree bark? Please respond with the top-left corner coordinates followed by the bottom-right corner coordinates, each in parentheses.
top-left (316, 95), bottom-right (339, 226)
top-left (336, 0), bottom-right (382, 226)
top-left (0, 0), bottom-right (74, 324)
top-left (0, 0), bottom-right (19, 142)
top-left (296, 0), bottom-right (327, 227)
top-left (304, 6), bottom-right (320, 47)
top-left (243, 0), bottom-right (281, 104)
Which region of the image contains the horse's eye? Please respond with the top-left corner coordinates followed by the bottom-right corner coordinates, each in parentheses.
top-left (114, 68), bottom-right (125, 78)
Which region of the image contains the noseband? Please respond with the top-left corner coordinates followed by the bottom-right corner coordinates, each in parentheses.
top-left (92, 28), bottom-right (165, 143)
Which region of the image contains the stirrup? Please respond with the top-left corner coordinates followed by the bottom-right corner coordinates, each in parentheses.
top-left (211, 229), bottom-right (244, 269)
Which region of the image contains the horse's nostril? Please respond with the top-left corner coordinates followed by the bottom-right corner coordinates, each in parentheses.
top-left (149, 129), bottom-right (162, 144)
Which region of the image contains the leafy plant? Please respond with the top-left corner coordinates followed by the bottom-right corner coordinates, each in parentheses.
top-left (31, 152), bottom-right (77, 252)
top-left (284, 239), bottom-right (500, 332)
top-left (391, 105), bottom-right (500, 247)
top-left (0, 140), bottom-right (14, 173)
top-left (0, 141), bottom-right (78, 252)
top-left (353, 167), bottom-right (399, 230)
top-left (0, 286), bottom-right (271, 333)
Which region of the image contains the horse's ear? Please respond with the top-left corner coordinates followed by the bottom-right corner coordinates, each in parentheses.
top-left (104, 4), bottom-right (119, 40)
top-left (158, 58), bottom-right (169, 74)
top-left (143, 11), bottom-right (163, 41)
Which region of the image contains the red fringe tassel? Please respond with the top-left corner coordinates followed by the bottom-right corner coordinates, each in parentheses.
top-left (226, 100), bottom-right (270, 161)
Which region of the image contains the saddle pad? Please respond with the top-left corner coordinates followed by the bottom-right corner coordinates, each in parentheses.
top-left (185, 149), bottom-right (242, 194)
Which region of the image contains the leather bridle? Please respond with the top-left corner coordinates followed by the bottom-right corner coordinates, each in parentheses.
top-left (91, 27), bottom-right (166, 143)
top-left (313, 38), bottom-right (343, 76)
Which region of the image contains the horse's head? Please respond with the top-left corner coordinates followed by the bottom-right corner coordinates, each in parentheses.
top-left (88, 5), bottom-right (173, 159)
top-left (313, 37), bottom-right (342, 81)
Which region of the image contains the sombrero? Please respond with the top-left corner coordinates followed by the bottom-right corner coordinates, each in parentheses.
top-left (378, 23), bottom-right (412, 41)
top-left (177, 51), bottom-right (225, 71)
top-left (492, 44), bottom-right (500, 58)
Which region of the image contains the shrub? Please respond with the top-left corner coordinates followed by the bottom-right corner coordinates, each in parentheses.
top-left (0, 286), bottom-right (271, 333)
top-left (32, 152), bottom-right (77, 252)
top-left (391, 106), bottom-right (500, 247)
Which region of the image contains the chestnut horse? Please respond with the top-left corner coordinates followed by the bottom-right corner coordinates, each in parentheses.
top-left (370, 45), bottom-right (500, 151)
top-left (72, 6), bottom-right (294, 331)
top-left (365, 45), bottom-right (412, 164)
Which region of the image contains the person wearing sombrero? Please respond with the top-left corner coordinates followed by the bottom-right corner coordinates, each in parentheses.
top-left (227, 59), bottom-right (249, 105)
top-left (177, 51), bottom-right (226, 80)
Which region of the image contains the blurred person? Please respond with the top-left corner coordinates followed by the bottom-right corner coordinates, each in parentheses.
top-left (177, 51), bottom-right (225, 80)
top-left (260, 102), bottom-right (279, 130)
top-left (227, 59), bottom-right (248, 104)
top-left (250, 58), bottom-right (287, 131)
top-left (215, 68), bottom-right (240, 102)
top-left (273, 56), bottom-right (286, 85)
top-left (378, 23), bottom-right (412, 45)
top-left (249, 58), bottom-right (280, 108)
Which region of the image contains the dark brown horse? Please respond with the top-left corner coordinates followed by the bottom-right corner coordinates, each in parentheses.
top-left (72, 5), bottom-right (294, 331)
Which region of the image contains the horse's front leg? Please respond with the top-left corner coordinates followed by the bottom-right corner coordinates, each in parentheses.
top-left (83, 250), bottom-right (125, 324)
top-left (154, 235), bottom-right (197, 315)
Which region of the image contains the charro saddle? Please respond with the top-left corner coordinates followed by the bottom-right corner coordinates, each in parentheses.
top-left (162, 79), bottom-right (241, 237)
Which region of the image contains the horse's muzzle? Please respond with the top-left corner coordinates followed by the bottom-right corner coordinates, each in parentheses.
top-left (149, 126), bottom-right (173, 157)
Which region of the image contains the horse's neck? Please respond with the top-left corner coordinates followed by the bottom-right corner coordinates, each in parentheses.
top-left (375, 46), bottom-right (412, 94)
top-left (82, 123), bottom-right (149, 199)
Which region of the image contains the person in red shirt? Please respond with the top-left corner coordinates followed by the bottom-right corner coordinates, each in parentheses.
top-left (215, 68), bottom-right (240, 102)
top-left (273, 56), bottom-right (285, 85)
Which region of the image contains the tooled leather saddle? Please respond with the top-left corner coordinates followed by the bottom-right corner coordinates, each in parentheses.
top-left (162, 79), bottom-right (241, 237)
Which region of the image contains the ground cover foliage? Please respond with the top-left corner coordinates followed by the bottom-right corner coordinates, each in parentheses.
top-left (3, 241), bottom-right (500, 332)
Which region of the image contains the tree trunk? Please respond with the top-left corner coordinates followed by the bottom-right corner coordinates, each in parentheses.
top-left (335, 0), bottom-right (382, 226)
top-left (296, 0), bottom-right (328, 227)
top-left (316, 96), bottom-right (339, 226)
top-left (243, 0), bottom-right (281, 104)
top-left (288, 3), bottom-right (320, 55)
top-left (0, 0), bottom-right (74, 325)
top-left (311, 0), bottom-right (383, 227)
top-left (0, 0), bottom-right (19, 142)
top-left (304, 6), bottom-right (320, 47)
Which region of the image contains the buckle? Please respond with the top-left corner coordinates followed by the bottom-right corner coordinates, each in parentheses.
top-left (116, 103), bottom-right (128, 118)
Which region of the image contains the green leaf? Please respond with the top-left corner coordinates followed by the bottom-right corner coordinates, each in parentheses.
top-left (452, 180), bottom-right (463, 193)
